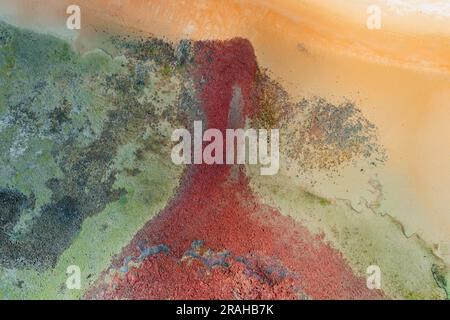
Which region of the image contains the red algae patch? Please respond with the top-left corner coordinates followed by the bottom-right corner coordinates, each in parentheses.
top-left (87, 39), bottom-right (383, 300)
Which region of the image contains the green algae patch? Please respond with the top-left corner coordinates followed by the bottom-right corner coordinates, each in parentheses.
top-left (0, 20), bottom-right (192, 298)
top-left (432, 264), bottom-right (450, 299)
top-left (1, 152), bottom-right (181, 300)
top-left (248, 168), bottom-right (449, 300)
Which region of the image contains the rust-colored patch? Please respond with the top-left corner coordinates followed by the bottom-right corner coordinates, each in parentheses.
top-left (86, 39), bottom-right (383, 300)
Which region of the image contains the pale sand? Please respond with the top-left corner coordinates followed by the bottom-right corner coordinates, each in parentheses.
top-left (1, 0), bottom-right (450, 258)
